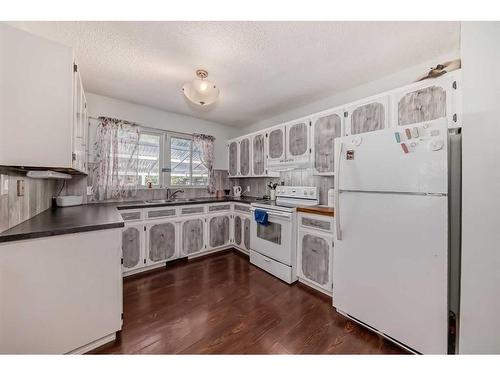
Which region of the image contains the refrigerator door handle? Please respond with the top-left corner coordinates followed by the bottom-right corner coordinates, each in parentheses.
top-left (335, 141), bottom-right (342, 241)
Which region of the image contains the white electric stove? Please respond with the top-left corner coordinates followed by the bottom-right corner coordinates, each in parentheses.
top-left (250, 186), bottom-right (318, 283)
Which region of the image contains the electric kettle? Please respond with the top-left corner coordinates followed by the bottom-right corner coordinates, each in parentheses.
top-left (233, 185), bottom-right (242, 197)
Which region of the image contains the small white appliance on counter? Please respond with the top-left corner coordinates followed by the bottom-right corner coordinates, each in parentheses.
top-left (332, 118), bottom-right (461, 354)
top-left (250, 186), bottom-right (318, 284)
top-left (233, 185), bottom-right (242, 197)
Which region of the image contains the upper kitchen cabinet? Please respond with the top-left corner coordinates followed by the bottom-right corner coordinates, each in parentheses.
top-left (285, 119), bottom-right (311, 167)
top-left (250, 131), bottom-right (279, 178)
top-left (228, 140), bottom-right (238, 177)
top-left (267, 120), bottom-right (311, 171)
top-left (239, 136), bottom-right (251, 177)
top-left (311, 109), bottom-right (343, 175)
top-left (345, 95), bottom-right (390, 136)
top-left (228, 132), bottom-right (278, 178)
top-left (251, 132), bottom-right (266, 176)
top-left (0, 23), bottom-right (87, 174)
top-left (266, 125), bottom-right (286, 167)
top-left (392, 72), bottom-right (461, 129)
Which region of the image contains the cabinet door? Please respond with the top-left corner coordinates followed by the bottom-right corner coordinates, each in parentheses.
top-left (228, 141), bottom-right (238, 177)
top-left (181, 218), bottom-right (206, 256)
top-left (208, 214), bottom-right (230, 249)
top-left (122, 224), bottom-right (145, 273)
top-left (286, 121), bottom-right (310, 162)
top-left (298, 229), bottom-right (333, 292)
top-left (81, 97), bottom-right (88, 173)
top-left (266, 126), bottom-right (286, 164)
top-left (393, 75), bottom-right (457, 128)
top-left (243, 216), bottom-right (251, 251)
top-left (252, 133), bottom-right (266, 176)
top-left (146, 221), bottom-right (177, 265)
top-left (234, 215), bottom-right (242, 247)
top-left (346, 96), bottom-right (389, 135)
top-left (239, 137), bottom-right (251, 177)
top-left (311, 111), bottom-right (343, 175)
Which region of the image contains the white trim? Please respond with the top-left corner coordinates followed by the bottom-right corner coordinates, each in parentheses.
top-left (166, 133), bottom-right (209, 188)
top-left (67, 333), bottom-right (117, 354)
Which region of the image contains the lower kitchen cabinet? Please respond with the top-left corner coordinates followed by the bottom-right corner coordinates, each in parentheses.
top-left (233, 213), bottom-right (251, 253)
top-left (120, 202), bottom-right (248, 276)
top-left (208, 213), bottom-right (231, 250)
top-left (297, 213), bottom-right (334, 295)
top-left (145, 220), bottom-right (178, 266)
top-left (122, 223), bottom-right (145, 274)
top-left (180, 217), bottom-right (206, 256)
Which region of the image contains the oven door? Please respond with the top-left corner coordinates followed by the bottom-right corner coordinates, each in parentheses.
top-left (250, 208), bottom-right (293, 265)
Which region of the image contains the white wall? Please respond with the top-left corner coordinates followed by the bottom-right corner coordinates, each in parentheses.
top-left (86, 93), bottom-right (240, 170)
top-left (459, 22), bottom-right (500, 354)
top-left (237, 52), bottom-right (460, 135)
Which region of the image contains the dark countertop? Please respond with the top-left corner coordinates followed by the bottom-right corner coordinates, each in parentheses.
top-left (116, 196), bottom-right (260, 210)
top-left (0, 204), bottom-right (125, 243)
top-left (0, 196), bottom-right (261, 244)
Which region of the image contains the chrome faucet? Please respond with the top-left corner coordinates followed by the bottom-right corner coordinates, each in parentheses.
top-left (166, 188), bottom-right (184, 200)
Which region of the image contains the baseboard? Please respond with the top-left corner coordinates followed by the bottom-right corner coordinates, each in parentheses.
top-left (188, 245), bottom-right (233, 260)
top-left (67, 332), bottom-right (116, 354)
top-left (123, 262), bottom-right (165, 277)
top-left (233, 247), bottom-right (249, 256)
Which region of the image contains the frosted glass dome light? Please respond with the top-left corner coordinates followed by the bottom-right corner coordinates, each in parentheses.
top-left (182, 69), bottom-right (220, 106)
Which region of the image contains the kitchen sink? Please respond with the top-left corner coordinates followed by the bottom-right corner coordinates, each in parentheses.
top-left (143, 198), bottom-right (194, 204)
top-left (144, 199), bottom-right (174, 204)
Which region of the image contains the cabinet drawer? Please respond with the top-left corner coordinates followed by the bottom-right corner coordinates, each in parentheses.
top-left (250, 250), bottom-right (292, 284)
top-left (146, 207), bottom-right (177, 219)
top-left (120, 210), bottom-right (143, 222)
top-left (300, 216), bottom-right (332, 232)
top-left (208, 203), bottom-right (231, 212)
top-left (180, 205), bottom-right (206, 216)
top-left (234, 204), bottom-right (250, 213)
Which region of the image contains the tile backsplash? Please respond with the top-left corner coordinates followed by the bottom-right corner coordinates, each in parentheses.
top-left (0, 169), bottom-right (57, 232)
top-left (234, 169), bottom-right (333, 205)
top-left (67, 169), bottom-right (236, 204)
top-left (0, 166), bottom-right (332, 233)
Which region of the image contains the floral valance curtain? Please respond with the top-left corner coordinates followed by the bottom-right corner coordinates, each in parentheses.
top-left (193, 133), bottom-right (216, 193)
top-left (92, 116), bottom-right (141, 201)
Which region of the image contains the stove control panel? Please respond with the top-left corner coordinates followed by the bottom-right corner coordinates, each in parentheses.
top-left (276, 186), bottom-right (318, 200)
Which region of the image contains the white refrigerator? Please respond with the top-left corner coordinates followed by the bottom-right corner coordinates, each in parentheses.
top-left (333, 118), bottom-right (459, 354)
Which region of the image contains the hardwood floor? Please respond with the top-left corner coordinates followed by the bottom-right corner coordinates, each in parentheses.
top-left (91, 250), bottom-right (407, 354)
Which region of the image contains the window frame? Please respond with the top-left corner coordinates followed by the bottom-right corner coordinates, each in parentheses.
top-left (165, 132), bottom-right (208, 188)
top-left (136, 128), bottom-right (165, 188)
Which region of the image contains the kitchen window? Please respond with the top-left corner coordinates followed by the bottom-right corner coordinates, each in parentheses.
top-left (166, 134), bottom-right (208, 187)
top-left (112, 128), bottom-right (163, 188)
top-left (136, 130), bottom-right (163, 187)
top-left (112, 127), bottom-right (208, 188)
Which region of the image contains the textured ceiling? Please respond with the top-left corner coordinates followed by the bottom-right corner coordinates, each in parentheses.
top-left (8, 21), bottom-right (460, 127)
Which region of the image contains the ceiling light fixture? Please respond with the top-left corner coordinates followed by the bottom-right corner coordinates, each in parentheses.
top-left (182, 69), bottom-right (220, 106)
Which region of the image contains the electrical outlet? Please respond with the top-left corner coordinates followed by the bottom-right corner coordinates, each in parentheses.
top-left (16, 179), bottom-right (25, 196)
top-left (86, 186), bottom-right (93, 196)
top-left (246, 186), bottom-right (250, 192)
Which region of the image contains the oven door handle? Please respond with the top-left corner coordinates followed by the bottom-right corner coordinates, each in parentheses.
top-left (250, 208), bottom-right (292, 219)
